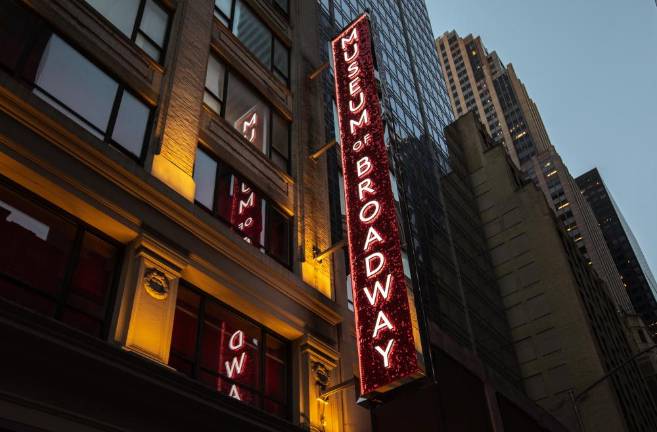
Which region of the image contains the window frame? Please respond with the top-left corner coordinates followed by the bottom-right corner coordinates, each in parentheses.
top-left (192, 147), bottom-right (293, 268)
top-left (213, 0), bottom-right (290, 85)
top-left (83, 0), bottom-right (172, 64)
top-left (0, 175), bottom-right (123, 339)
top-left (0, 5), bottom-right (153, 164)
top-left (203, 54), bottom-right (291, 173)
top-left (170, 280), bottom-right (292, 418)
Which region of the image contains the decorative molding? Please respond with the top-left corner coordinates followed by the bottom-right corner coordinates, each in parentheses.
top-left (143, 268), bottom-right (170, 300)
top-left (0, 78), bottom-right (342, 328)
top-left (300, 334), bottom-right (339, 369)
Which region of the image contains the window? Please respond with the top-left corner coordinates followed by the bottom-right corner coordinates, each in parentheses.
top-left (84, 0), bottom-right (170, 62)
top-left (204, 55), bottom-right (290, 172)
top-left (213, 0), bottom-right (289, 84)
top-left (193, 149), bottom-right (292, 267)
top-left (0, 179), bottom-right (120, 338)
top-left (0, 1), bottom-right (152, 161)
top-left (169, 283), bottom-right (290, 418)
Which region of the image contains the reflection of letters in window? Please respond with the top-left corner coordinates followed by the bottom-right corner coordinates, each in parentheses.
top-left (235, 106), bottom-right (259, 147)
top-left (229, 177), bottom-right (263, 247)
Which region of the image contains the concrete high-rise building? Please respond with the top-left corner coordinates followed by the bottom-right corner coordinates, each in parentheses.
top-left (577, 168), bottom-right (657, 339)
top-left (435, 31), bottom-right (551, 169)
top-left (435, 31), bottom-right (635, 316)
top-left (449, 113), bottom-right (657, 432)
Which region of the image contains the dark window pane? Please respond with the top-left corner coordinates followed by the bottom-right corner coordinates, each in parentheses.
top-left (135, 33), bottom-right (160, 60)
top-left (169, 354), bottom-right (194, 376)
top-left (200, 300), bottom-right (261, 391)
top-left (233, 1), bottom-right (272, 67)
top-left (139, 0), bottom-right (168, 48)
top-left (225, 74), bottom-right (270, 153)
top-left (112, 91), bottom-right (150, 157)
top-left (85, 0), bottom-right (139, 37)
top-left (69, 232), bottom-right (117, 308)
top-left (0, 278), bottom-right (56, 316)
top-left (171, 285), bottom-right (200, 359)
top-left (265, 334), bottom-right (286, 402)
top-left (271, 151), bottom-right (287, 172)
top-left (214, 0), bottom-right (232, 23)
top-left (0, 185), bottom-right (76, 298)
top-left (0, 182), bottom-right (119, 338)
top-left (169, 283), bottom-right (289, 418)
top-left (0, 0), bottom-right (43, 73)
top-left (34, 35), bottom-right (118, 134)
top-left (193, 149), bottom-right (218, 210)
top-left (273, 0), bottom-right (288, 14)
top-left (264, 399), bottom-right (286, 417)
top-left (203, 55), bottom-right (226, 114)
top-left (266, 206), bottom-right (290, 266)
top-left (271, 112), bottom-right (289, 162)
top-left (273, 38), bottom-right (289, 80)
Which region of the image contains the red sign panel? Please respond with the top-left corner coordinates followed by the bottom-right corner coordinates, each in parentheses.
top-left (332, 14), bottom-right (421, 395)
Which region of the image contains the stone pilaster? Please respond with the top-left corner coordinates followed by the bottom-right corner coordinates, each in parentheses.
top-left (150, 0), bottom-right (214, 201)
top-left (298, 335), bottom-right (342, 432)
top-left (115, 234), bottom-right (188, 363)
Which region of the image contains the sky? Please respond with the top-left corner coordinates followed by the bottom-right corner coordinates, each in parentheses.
top-left (426, 0), bottom-right (657, 280)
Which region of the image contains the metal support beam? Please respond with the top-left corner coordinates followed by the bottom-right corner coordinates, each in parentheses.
top-left (313, 239), bottom-right (346, 262)
top-left (309, 139), bottom-right (337, 161)
top-left (308, 62), bottom-right (329, 80)
top-left (319, 378), bottom-right (356, 399)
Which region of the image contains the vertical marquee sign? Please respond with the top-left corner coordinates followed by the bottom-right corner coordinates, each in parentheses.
top-left (332, 14), bottom-right (423, 396)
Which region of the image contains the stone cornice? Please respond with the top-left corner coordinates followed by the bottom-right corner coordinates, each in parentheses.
top-left (0, 77), bottom-right (341, 328)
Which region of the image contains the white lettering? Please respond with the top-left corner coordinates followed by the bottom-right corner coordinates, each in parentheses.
top-left (374, 339), bottom-right (395, 368)
top-left (359, 200), bottom-right (380, 223)
top-left (347, 60), bottom-right (360, 78)
top-left (356, 156), bottom-right (372, 178)
top-left (225, 352), bottom-right (247, 378)
top-left (242, 112), bottom-right (257, 143)
top-left (344, 42), bottom-right (359, 62)
top-left (358, 178), bottom-right (375, 200)
top-left (229, 384), bottom-right (242, 400)
top-left (372, 310), bottom-right (394, 338)
top-left (348, 76), bottom-right (361, 96)
top-left (228, 330), bottom-right (245, 351)
top-left (349, 109), bottom-right (370, 135)
top-left (363, 273), bottom-right (393, 306)
top-left (349, 91), bottom-right (365, 113)
top-left (239, 192), bottom-right (255, 215)
top-left (340, 27), bottom-right (359, 50)
top-left (363, 226), bottom-right (383, 251)
top-left (365, 252), bottom-right (385, 277)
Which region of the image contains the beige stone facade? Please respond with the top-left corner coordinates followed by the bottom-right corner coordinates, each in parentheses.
top-left (0, 0), bottom-right (369, 430)
top-left (448, 113), bottom-right (657, 432)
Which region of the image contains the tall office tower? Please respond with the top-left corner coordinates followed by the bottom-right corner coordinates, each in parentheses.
top-left (0, 0), bottom-right (368, 431)
top-left (577, 168), bottom-right (657, 338)
top-left (319, 2), bottom-right (566, 431)
top-left (435, 31), bottom-right (634, 315)
top-left (450, 113), bottom-right (657, 432)
top-left (436, 31), bottom-right (552, 169)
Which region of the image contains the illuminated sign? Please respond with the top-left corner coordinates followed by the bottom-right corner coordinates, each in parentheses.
top-left (332, 14), bottom-right (423, 396)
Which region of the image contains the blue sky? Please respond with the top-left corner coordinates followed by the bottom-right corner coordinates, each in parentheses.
top-left (427, 0), bottom-right (657, 279)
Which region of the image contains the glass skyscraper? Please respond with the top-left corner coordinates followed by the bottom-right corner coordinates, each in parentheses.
top-left (319, 0), bottom-right (520, 391)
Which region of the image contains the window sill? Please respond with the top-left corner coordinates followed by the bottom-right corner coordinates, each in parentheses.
top-left (211, 21), bottom-right (292, 121)
top-left (199, 106), bottom-right (293, 213)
